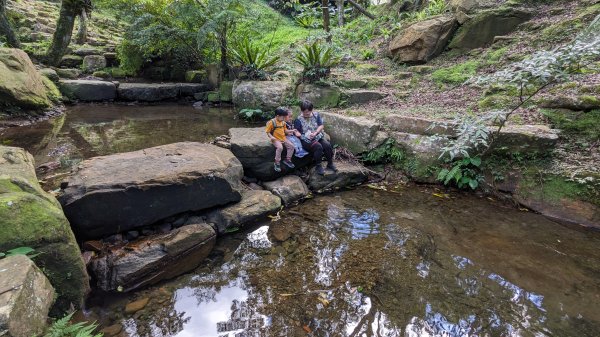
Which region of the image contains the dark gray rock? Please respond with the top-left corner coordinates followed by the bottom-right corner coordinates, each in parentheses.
top-left (90, 224), bottom-right (216, 292)
top-left (320, 112), bottom-right (387, 153)
top-left (263, 175), bottom-right (310, 205)
top-left (229, 127), bottom-right (312, 181)
top-left (59, 143), bottom-right (244, 239)
top-left (117, 83), bottom-right (180, 101)
top-left (207, 190), bottom-right (281, 234)
top-left (59, 80), bottom-right (116, 101)
top-left (344, 89), bottom-right (386, 104)
top-left (307, 162), bottom-right (368, 191)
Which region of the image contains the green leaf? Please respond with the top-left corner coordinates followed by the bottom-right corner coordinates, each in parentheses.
top-left (469, 179), bottom-right (479, 190)
top-left (437, 169), bottom-right (449, 181)
top-left (470, 157), bottom-right (482, 167)
top-left (6, 247), bottom-right (35, 256)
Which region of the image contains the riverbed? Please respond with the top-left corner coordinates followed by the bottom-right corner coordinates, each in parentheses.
top-left (83, 185), bottom-right (600, 337)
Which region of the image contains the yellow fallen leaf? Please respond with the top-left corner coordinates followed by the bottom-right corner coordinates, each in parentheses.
top-left (433, 193), bottom-right (449, 199)
top-left (317, 297), bottom-right (330, 306)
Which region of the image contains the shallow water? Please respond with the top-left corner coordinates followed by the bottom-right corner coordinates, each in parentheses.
top-left (0, 104), bottom-right (245, 182)
top-left (85, 186), bottom-right (600, 337)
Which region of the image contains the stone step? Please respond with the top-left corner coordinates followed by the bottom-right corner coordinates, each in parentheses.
top-left (343, 89), bottom-right (387, 105)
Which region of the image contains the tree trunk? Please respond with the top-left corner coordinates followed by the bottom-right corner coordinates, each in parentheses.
top-left (337, 0), bottom-right (344, 27)
top-left (322, 0), bottom-right (331, 42)
top-left (0, 0), bottom-right (20, 48)
top-left (46, 0), bottom-right (79, 66)
top-left (219, 25), bottom-right (228, 81)
top-left (75, 8), bottom-right (87, 45)
top-left (347, 0), bottom-right (375, 20)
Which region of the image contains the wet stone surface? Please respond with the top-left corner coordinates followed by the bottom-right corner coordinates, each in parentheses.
top-left (82, 185), bottom-right (600, 337)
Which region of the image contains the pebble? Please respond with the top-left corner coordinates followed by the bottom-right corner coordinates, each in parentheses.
top-left (125, 297), bottom-right (150, 314)
top-left (83, 240), bottom-right (104, 252)
top-left (100, 324), bottom-right (123, 336)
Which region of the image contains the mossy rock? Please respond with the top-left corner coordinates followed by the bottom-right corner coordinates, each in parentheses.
top-left (449, 7), bottom-right (532, 50)
top-left (42, 76), bottom-right (62, 103)
top-left (296, 83), bottom-right (341, 108)
top-left (0, 48), bottom-right (52, 109)
top-left (353, 63), bottom-right (379, 74)
top-left (92, 70), bottom-right (111, 79)
top-left (185, 70), bottom-right (206, 83)
top-left (207, 91), bottom-right (220, 103)
top-left (335, 79), bottom-right (368, 89)
top-left (109, 67), bottom-right (129, 78)
top-left (0, 146), bottom-right (89, 313)
top-left (219, 81), bottom-right (234, 103)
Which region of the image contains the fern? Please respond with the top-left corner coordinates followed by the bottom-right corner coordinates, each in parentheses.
top-left (294, 41), bottom-right (340, 83)
top-left (229, 39), bottom-right (280, 80)
top-left (44, 313), bottom-right (103, 337)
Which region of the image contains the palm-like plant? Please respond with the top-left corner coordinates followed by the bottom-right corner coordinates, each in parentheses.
top-left (230, 39), bottom-right (280, 80)
top-left (294, 41), bottom-right (339, 83)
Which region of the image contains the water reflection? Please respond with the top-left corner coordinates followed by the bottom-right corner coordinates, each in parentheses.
top-left (0, 104), bottom-right (247, 187)
top-left (89, 187), bottom-right (600, 337)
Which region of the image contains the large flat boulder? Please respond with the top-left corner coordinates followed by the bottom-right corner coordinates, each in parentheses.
top-left (449, 8), bottom-right (532, 50)
top-left (263, 175), bottom-right (310, 205)
top-left (207, 190), bottom-right (281, 234)
top-left (0, 48), bottom-right (51, 109)
top-left (389, 16), bottom-right (458, 64)
top-left (0, 146), bottom-right (89, 312)
top-left (232, 80), bottom-right (292, 111)
top-left (59, 143), bottom-right (243, 239)
top-left (59, 80), bottom-right (116, 101)
top-left (296, 83), bottom-right (341, 108)
top-left (229, 127), bottom-right (312, 181)
top-left (0, 255), bottom-right (55, 337)
top-left (344, 89), bottom-right (386, 105)
top-left (307, 162), bottom-right (368, 191)
top-left (320, 112), bottom-right (386, 153)
top-left (90, 223), bottom-right (216, 292)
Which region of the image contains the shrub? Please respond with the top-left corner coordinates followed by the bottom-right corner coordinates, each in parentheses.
top-left (238, 108), bottom-right (271, 121)
top-left (230, 39), bottom-right (280, 80)
top-left (437, 157), bottom-right (483, 190)
top-left (294, 41), bottom-right (340, 83)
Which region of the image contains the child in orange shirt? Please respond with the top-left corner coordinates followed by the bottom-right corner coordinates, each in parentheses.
top-left (266, 108), bottom-right (296, 172)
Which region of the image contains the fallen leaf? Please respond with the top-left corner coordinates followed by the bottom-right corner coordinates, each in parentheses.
top-left (303, 325), bottom-right (312, 333)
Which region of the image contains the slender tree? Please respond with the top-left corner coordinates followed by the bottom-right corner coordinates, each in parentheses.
top-left (321, 0), bottom-right (331, 42)
top-left (75, 7), bottom-right (89, 45)
top-left (0, 0), bottom-right (20, 47)
top-left (337, 0), bottom-right (344, 26)
top-left (46, 0), bottom-right (92, 66)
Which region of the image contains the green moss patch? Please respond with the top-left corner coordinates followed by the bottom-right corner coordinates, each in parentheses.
top-left (431, 60), bottom-right (480, 85)
top-left (542, 109), bottom-right (600, 142)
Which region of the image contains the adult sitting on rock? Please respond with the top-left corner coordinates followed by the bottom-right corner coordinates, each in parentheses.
top-left (294, 100), bottom-right (337, 175)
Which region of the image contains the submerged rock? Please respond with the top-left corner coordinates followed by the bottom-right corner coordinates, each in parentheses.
top-left (307, 162), bottom-right (368, 191)
top-left (90, 224), bottom-right (216, 292)
top-left (0, 48), bottom-right (51, 109)
top-left (320, 112), bottom-right (387, 154)
top-left (0, 255), bottom-right (55, 337)
top-left (229, 127), bottom-right (312, 181)
top-left (207, 190), bottom-right (282, 234)
top-left (0, 146), bottom-right (90, 312)
top-left (389, 15), bottom-right (458, 64)
top-left (59, 142), bottom-right (243, 239)
top-left (263, 175), bottom-right (310, 205)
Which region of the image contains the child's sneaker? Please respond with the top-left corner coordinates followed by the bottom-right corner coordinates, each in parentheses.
top-left (283, 160), bottom-right (295, 169)
top-left (274, 162), bottom-right (281, 172)
top-left (326, 163), bottom-right (338, 172)
top-left (315, 165), bottom-right (325, 175)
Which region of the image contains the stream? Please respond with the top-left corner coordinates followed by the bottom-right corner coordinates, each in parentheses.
top-left (83, 186), bottom-right (600, 337)
top-left (2, 104), bottom-right (599, 337)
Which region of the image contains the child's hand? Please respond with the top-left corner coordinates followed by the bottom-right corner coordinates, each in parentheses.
top-left (294, 131), bottom-right (301, 137)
